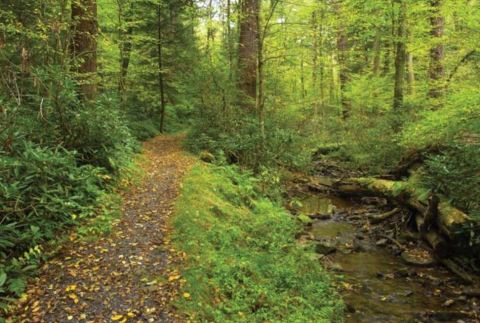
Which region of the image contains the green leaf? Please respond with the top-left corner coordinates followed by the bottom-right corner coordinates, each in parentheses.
top-left (0, 271), bottom-right (7, 287)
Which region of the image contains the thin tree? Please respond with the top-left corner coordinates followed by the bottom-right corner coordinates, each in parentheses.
top-left (157, 2), bottom-right (167, 133)
top-left (393, 0), bottom-right (406, 110)
top-left (117, 0), bottom-right (134, 104)
top-left (428, 0), bottom-right (445, 106)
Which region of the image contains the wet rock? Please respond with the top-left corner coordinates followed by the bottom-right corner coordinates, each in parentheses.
top-left (424, 311), bottom-right (474, 321)
top-left (394, 269), bottom-right (410, 278)
top-left (376, 238), bottom-right (388, 247)
top-left (463, 288), bottom-right (480, 298)
top-left (326, 262), bottom-right (343, 272)
top-left (308, 213), bottom-right (332, 220)
top-left (315, 242), bottom-right (337, 255)
top-left (401, 250), bottom-right (436, 267)
top-left (355, 233), bottom-right (365, 240)
top-left (442, 299), bottom-right (455, 307)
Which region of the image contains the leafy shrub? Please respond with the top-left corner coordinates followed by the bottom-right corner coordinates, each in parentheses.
top-left (422, 144), bottom-right (480, 216)
top-left (128, 119), bottom-right (161, 141)
top-left (187, 110), bottom-right (313, 170)
top-left (67, 95), bottom-right (137, 173)
top-left (172, 164), bottom-right (343, 322)
top-left (0, 143), bottom-right (104, 304)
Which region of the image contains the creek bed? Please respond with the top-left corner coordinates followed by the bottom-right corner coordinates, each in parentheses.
top-left (296, 193), bottom-right (480, 322)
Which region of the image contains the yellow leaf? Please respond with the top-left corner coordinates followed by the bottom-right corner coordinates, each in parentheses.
top-left (168, 274), bottom-right (181, 282)
top-left (67, 316), bottom-right (73, 321)
top-left (183, 292), bottom-right (191, 299)
top-left (127, 312), bottom-right (136, 318)
top-left (68, 293), bottom-right (79, 304)
top-left (111, 314), bottom-right (124, 321)
top-left (65, 284), bottom-right (77, 292)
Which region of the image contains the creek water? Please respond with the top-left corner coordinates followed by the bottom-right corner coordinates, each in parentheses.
top-left (298, 194), bottom-right (477, 322)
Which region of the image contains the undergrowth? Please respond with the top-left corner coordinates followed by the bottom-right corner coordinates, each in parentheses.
top-left (171, 164), bottom-right (343, 322)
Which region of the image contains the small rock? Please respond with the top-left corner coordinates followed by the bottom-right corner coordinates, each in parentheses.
top-left (442, 299), bottom-right (455, 307)
top-left (401, 250), bottom-right (436, 267)
top-left (308, 213), bottom-right (332, 220)
top-left (315, 243), bottom-right (337, 255)
top-left (376, 238), bottom-right (388, 247)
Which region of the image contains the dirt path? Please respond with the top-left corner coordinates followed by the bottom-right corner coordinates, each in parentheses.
top-left (11, 135), bottom-right (195, 323)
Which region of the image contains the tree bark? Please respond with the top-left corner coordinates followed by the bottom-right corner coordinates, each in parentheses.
top-left (372, 30), bottom-right (381, 75)
top-left (71, 0), bottom-right (98, 101)
top-left (393, 0), bottom-right (406, 110)
top-left (407, 52), bottom-right (416, 96)
top-left (336, 16), bottom-right (349, 119)
top-left (157, 3), bottom-right (166, 133)
top-left (428, 0), bottom-right (445, 105)
top-left (118, 0), bottom-right (133, 104)
top-left (238, 0), bottom-right (259, 108)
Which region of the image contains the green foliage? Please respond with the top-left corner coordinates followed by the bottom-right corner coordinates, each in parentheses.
top-left (172, 164), bottom-right (343, 322)
top-left (421, 144), bottom-right (480, 216)
top-left (0, 143), bottom-right (105, 302)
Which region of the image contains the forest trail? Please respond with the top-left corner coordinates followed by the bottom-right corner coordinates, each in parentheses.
top-left (11, 135), bottom-right (195, 323)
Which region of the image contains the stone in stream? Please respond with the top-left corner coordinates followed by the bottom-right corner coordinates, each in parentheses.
top-left (401, 249), bottom-right (436, 267)
top-left (308, 213), bottom-right (332, 220)
top-left (375, 238), bottom-right (388, 247)
top-left (315, 241), bottom-right (337, 255)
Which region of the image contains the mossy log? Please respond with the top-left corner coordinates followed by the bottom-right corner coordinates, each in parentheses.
top-left (332, 177), bottom-right (472, 241)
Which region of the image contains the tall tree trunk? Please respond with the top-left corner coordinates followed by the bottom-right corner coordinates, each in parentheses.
top-left (71, 0), bottom-right (98, 101)
top-left (393, 0), bottom-right (407, 110)
top-left (428, 0), bottom-right (445, 105)
top-left (118, 1), bottom-right (133, 104)
top-left (238, 0), bottom-right (259, 108)
top-left (337, 31), bottom-right (348, 119)
top-left (372, 29), bottom-right (381, 75)
top-left (335, 1), bottom-right (349, 119)
top-left (157, 3), bottom-right (166, 133)
top-left (407, 52), bottom-right (416, 96)
top-left (226, 0), bottom-right (233, 80)
top-left (311, 10), bottom-right (319, 117)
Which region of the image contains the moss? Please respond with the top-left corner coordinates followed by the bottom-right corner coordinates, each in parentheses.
top-left (171, 164), bottom-right (344, 322)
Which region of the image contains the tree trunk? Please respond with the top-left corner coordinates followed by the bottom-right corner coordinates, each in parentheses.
top-left (337, 22), bottom-right (349, 119)
top-left (71, 0), bottom-right (98, 101)
top-left (428, 0), bottom-right (445, 105)
top-left (407, 52), bottom-right (416, 96)
top-left (372, 30), bottom-right (381, 75)
top-left (118, 1), bottom-right (133, 104)
top-left (311, 11), bottom-right (319, 117)
top-left (226, 0), bottom-right (233, 80)
top-left (157, 3), bottom-right (166, 133)
top-left (393, 0), bottom-right (406, 110)
top-left (238, 0), bottom-right (259, 108)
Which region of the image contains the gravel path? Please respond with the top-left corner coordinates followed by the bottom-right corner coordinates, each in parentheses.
top-left (10, 135), bottom-right (194, 323)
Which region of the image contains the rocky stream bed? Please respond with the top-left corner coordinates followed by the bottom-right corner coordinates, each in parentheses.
top-left (290, 183), bottom-right (480, 322)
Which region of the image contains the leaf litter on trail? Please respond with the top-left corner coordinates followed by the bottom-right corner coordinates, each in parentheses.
top-left (7, 135), bottom-right (195, 322)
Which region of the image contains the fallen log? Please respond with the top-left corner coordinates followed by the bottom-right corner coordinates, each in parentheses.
top-left (368, 208), bottom-right (401, 224)
top-left (391, 145), bottom-right (443, 179)
top-left (441, 258), bottom-right (474, 285)
top-left (332, 177), bottom-right (473, 241)
top-left (415, 215), bottom-right (452, 258)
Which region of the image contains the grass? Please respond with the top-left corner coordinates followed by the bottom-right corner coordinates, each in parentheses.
top-left (171, 163), bottom-right (343, 322)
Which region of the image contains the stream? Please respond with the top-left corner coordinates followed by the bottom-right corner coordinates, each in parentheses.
top-left (296, 192), bottom-right (480, 322)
